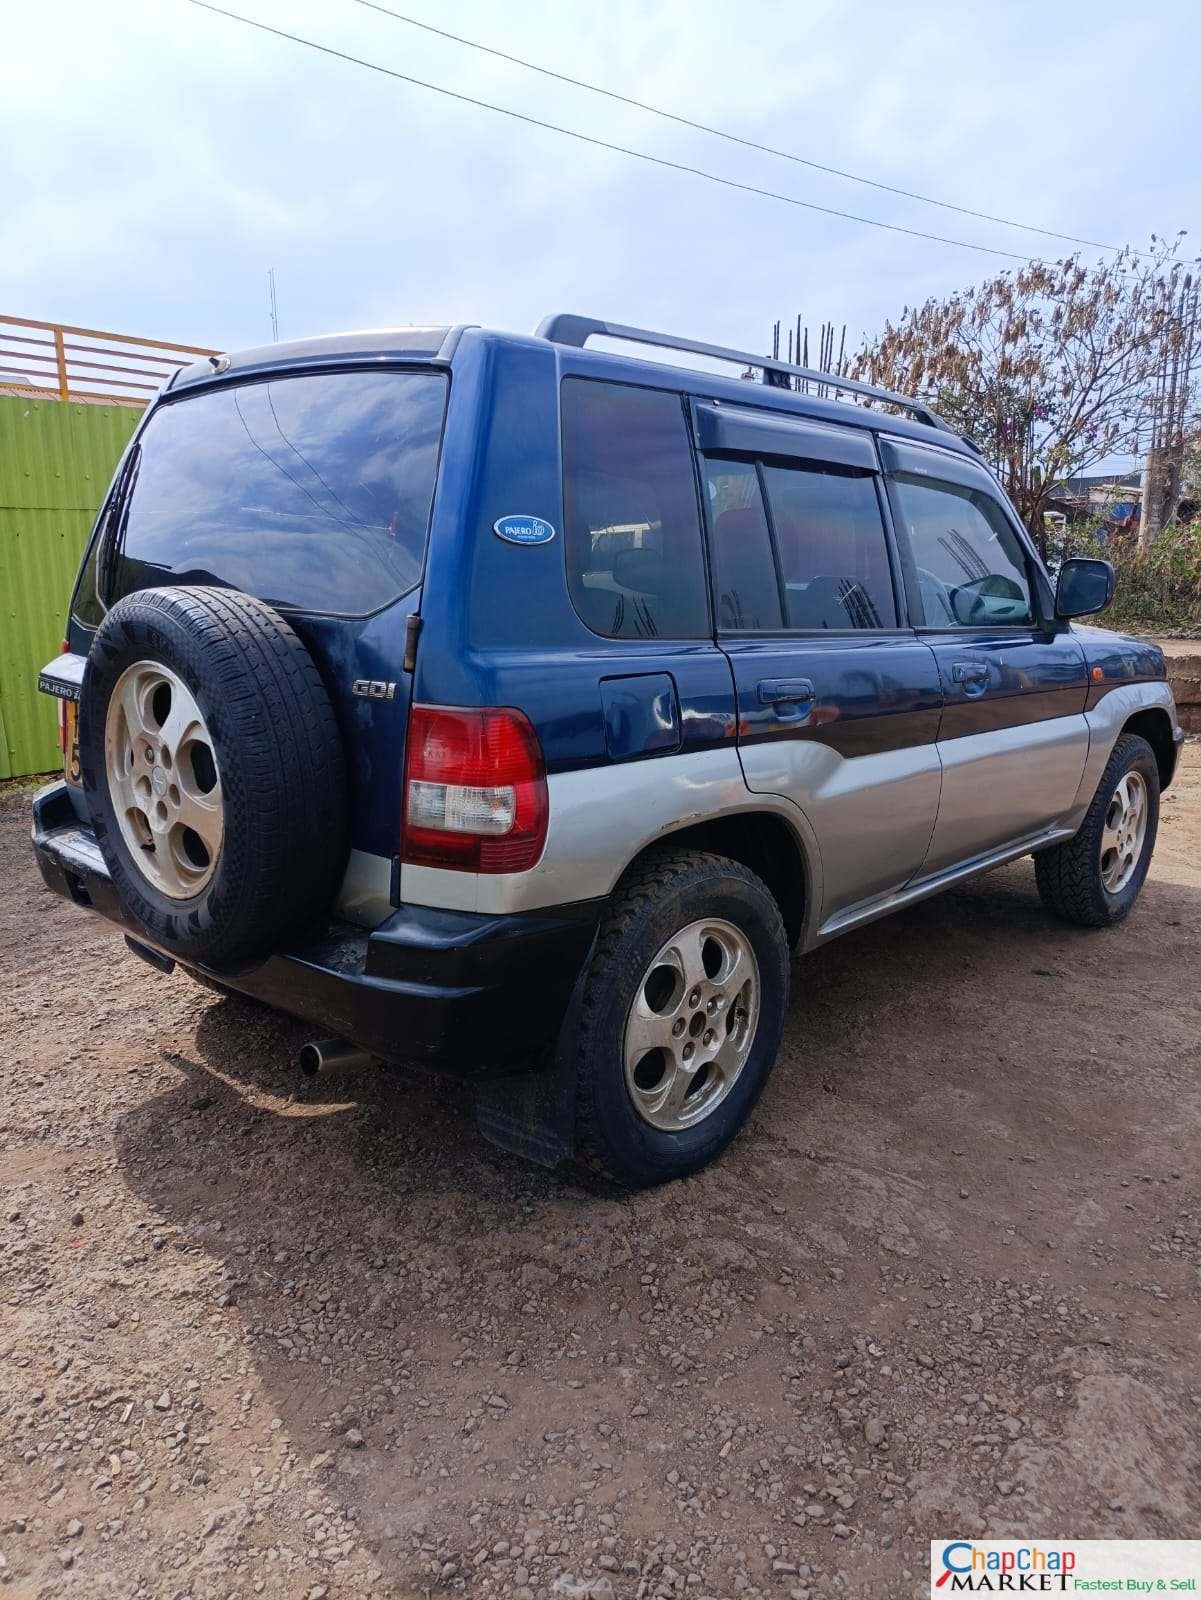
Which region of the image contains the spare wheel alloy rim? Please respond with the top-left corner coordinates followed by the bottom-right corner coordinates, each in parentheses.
top-left (623, 916), bottom-right (761, 1132)
top-left (104, 660), bottom-right (224, 899)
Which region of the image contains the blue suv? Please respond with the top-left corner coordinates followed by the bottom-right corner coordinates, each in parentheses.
top-left (32, 315), bottom-right (1184, 1186)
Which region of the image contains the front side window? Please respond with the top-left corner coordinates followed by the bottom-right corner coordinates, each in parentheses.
top-left (562, 378), bottom-right (709, 640)
top-left (891, 475), bottom-right (1034, 628)
top-left (108, 368), bottom-right (447, 616)
top-left (761, 463), bottom-right (897, 630)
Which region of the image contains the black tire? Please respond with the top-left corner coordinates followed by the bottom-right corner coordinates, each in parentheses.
top-left (79, 586), bottom-right (347, 967)
top-left (571, 849), bottom-right (789, 1188)
top-left (1034, 732), bottom-right (1159, 928)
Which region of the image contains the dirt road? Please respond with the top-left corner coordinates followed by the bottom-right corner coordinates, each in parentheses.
top-left (2, 751), bottom-right (1199, 1599)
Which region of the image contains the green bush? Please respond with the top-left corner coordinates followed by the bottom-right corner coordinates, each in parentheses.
top-left (1051, 520), bottom-right (1201, 633)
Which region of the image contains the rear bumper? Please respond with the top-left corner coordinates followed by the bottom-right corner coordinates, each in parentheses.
top-left (31, 782), bottom-right (600, 1076)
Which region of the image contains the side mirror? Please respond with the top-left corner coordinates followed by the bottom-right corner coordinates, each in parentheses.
top-left (1055, 556), bottom-right (1115, 620)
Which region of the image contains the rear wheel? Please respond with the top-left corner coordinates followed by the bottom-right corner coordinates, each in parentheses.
top-left (1034, 732), bottom-right (1159, 927)
top-left (570, 850), bottom-right (789, 1187)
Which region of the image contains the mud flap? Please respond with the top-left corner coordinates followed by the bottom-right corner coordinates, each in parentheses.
top-left (473, 969), bottom-right (585, 1169)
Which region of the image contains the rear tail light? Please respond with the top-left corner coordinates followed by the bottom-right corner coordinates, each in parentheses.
top-left (402, 704), bottom-right (548, 873)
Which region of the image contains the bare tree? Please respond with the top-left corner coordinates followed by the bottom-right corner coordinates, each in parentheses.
top-left (850, 240), bottom-right (1198, 550)
top-left (1181, 427), bottom-right (1201, 505)
top-left (1140, 269), bottom-right (1200, 543)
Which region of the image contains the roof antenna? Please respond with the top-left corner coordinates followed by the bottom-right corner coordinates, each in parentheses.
top-left (267, 267), bottom-right (280, 343)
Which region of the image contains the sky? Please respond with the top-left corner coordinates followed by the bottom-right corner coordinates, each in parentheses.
top-left (4, 0), bottom-right (1200, 460)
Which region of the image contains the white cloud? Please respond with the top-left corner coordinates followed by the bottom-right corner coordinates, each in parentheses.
top-left (3, 0), bottom-right (1197, 408)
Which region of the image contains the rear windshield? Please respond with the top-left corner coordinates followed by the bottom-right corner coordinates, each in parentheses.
top-left (108, 369), bottom-right (447, 616)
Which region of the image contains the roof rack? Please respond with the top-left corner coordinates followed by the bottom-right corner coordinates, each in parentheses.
top-left (535, 313), bottom-right (955, 436)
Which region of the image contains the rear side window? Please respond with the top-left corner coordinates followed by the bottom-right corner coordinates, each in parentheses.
top-left (707, 459), bottom-right (783, 631)
top-left (109, 369), bottom-right (447, 616)
top-left (702, 447), bottom-right (897, 633)
top-left (761, 463), bottom-right (897, 630)
top-left (562, 378), bottom-right (709, 639)
top-left (890, 474), bottom-right (1034, 627)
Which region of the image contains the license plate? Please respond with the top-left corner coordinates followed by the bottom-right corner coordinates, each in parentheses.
top-left (64, 700), bottom-right (81, 786)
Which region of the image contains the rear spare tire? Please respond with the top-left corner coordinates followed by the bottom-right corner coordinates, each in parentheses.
top-left (78, 585), bottom-right (347, 967)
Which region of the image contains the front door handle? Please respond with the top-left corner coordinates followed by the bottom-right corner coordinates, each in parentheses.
top-left (951, 660), bottom-right (990, 697)
top-left (757, 677), bottom-right (815, 713)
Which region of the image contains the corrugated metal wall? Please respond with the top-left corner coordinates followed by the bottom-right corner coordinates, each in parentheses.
top-left (0, 394), bottom-right (140, 777)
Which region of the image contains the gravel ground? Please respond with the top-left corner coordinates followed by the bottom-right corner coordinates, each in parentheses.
top-left (2, 749), bottom-right (1199, 1599)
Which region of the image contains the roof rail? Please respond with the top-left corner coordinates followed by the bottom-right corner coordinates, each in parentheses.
top-left (535, 313), bottom-right (955, 436)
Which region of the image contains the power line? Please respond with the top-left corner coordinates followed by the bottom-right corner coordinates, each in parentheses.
top-left (350, 0), bottom-right (1144, 260)
top-left (183, 0), bottom-right (1037, 261)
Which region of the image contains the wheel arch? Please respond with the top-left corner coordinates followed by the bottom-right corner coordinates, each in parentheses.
top-left (616, 808), bottom-right (812, 949)
top-left (1121, 706), bottom-right (1177, 791)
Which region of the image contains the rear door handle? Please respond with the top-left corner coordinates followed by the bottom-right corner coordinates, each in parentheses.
top-left (951, 660), bottom-right (990, 696)
top-left (757, 677), bottom-right (815, 707)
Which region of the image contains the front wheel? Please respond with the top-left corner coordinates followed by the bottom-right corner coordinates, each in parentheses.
top-left (569, 850), bottom-right (790, 1187)
top-left (1034, 732), bottom-right (1160, 927)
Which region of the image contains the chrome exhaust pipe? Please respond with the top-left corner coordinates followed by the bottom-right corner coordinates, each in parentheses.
top-left (298, 1038), bottom-right (375, 1076)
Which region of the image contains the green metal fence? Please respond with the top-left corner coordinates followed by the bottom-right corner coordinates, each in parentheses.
top-left (0, 394), bottom-right (140, 777)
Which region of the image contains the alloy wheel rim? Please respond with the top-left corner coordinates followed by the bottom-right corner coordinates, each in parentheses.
top-left (623, 917), bottom-right (760, 1132)
top-left (1100, 769), bottom-right (1147, 895)
top-left (104, 660), bottom-right (224, 900)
